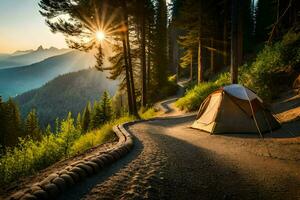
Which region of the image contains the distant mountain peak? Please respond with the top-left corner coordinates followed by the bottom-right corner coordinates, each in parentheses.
top-left (12, 49), bottom-right (34, 56)
top-left (37, 45), bottom-right (44, 51)
top-left (49, 46), bottom-right (58, 51)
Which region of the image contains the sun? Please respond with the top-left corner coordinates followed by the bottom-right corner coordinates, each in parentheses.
top-left (96, 31), bottom-right (105, 41)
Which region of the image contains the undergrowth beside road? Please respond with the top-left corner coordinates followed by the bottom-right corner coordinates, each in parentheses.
top-left (0, 115), bottom-right (135, 186)
top-left (176, 73), bottom-right (230, 111)
top-left (176, 31), bottom-right (300, 111)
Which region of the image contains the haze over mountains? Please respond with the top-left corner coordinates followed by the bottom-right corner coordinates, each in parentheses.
top-left (0, 46), bottom-right (71, 69)
top-left (0, 46), bottom-right (96, 100)
top-left (0, 45), bottom-right (118, 126)
top-left (15, 68), bottom-right (118, 126)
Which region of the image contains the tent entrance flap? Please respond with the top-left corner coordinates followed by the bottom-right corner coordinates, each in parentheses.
top-left (197, 93), bottom-right (222, 125)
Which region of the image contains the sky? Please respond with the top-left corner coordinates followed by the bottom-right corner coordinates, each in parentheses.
top-left (0, 0), bottom-right (172, 54)
top-left (0, 0), bottom-right (67, 54)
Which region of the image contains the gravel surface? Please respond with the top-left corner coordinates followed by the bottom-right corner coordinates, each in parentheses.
top-left (80, 107), bottom-right (300, 199)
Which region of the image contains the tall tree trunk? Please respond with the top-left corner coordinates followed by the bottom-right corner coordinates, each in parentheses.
top-left (197, 34), bottom-right (203, 84)
top-left (140, 0), bottom-right (147, 107)
top-left (147, 39), bottom-right (151, 91)
top-left (223, 0), bottom-right (228, 67)
top-left (125, 29), bottom-right (138, 116)
top-left (122, 36), bottom-right (133, 115)
top-left (231, 0), bottom-right (238, 84)
top-left (210, 38), bottom-right (214, 74)
top-left (190, 51), bottom-right (193, 81)
top-left (122, 1), bottom-right (138, 116)
top-left (237, 1), bottom-right (244, 67)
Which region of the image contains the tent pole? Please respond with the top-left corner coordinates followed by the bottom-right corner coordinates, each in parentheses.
top-left (243, 89), bottom-right (272, 157)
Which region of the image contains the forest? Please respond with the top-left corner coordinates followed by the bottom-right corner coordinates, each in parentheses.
top-left (0, 0), bottom-right (299, 192)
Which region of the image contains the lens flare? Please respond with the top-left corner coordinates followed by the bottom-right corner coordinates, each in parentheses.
top-left (96, 31), bottom-right (105, 41)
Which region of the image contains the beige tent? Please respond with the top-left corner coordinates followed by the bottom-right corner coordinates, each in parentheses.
top-left (192, 84), bottom-right (280, 134)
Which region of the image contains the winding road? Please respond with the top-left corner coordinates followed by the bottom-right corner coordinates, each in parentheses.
top-left (58, 88), bottom-right (300, 200)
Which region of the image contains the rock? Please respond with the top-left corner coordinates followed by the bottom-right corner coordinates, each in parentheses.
top-left (91, 157), bottom-right (105, 168)
top-left (29, 185), bottom-right (42, 193)
top-left (39, 173), bottom-right (58, 187)
top-left (9, 191), bottom-right (25, 200)
top-left (85, 161), bottom-right (100, 173)
top-left (103, 154), bottom-right (115, 164)
top-left (52, 177), bottom-right (66, 192)
top-left (60, 174), bottom-right (75, 187)
top-left (43, 183), bottom-right (60, 198)
top-left (31, 190), bottom-right (49, 200)
top-left (98, 155), bottom-right (109, 165)
top-left (110, 150), bottom-right (121, 160)
top-left (70, 166), bottom-right (87, 180)
top-left (58, 169), bottom-right (69, 175)
top-left (67, 171), bottom-right (80, 183)
top-left (76, 163), bottom-right (94, 176)
top-left (20, 194), bottom-right (37, 200)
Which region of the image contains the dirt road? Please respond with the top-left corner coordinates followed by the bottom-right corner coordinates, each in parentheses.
top-left (57, 93), bottom-right (300, 200)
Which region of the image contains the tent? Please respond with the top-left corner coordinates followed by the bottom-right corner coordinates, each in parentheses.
top-left (191, 84), bottom-right (280, 134)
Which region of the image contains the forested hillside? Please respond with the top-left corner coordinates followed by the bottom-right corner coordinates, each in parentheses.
top-left (0, 50), bottom-right (95, 99)
top-left (15, 68), bottom-right (118, 127)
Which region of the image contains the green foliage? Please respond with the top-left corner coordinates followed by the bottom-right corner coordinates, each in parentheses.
top-left (241, 31), bottom-right (300, 100)
top-left (0, 111), bottom-right (135, 186)
top-left (25, 109), bottom-right (41, 141)
top-left (71, 116), bottom-right (135, 155)
top-left (56, 112), bottom-right (81, 156)
top-left (176, 73), bottom-right (230, 111)
top-left (139, 107), bottom-right (158, 119)
top-left (15, 68), bottom-right (117, 127)
top-left (82, 102), bottom-right (91, 133)
top-left (89, 91), bottom-right (113, 130)
top-left (0, 98), bottom-right (23, 147)
top-left (176, 31), bottom-right (300, 110)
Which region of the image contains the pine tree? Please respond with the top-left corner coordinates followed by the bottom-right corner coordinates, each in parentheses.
top-left (59, 112), bottom-right (80, 156)
top-left (55, 118), bottom-right (60, 134)
top-left (45, 124), bottom-right (52, 135)
top-left (82, 102), bottom-right (91, 133)
top-left (4, 98), bottom-right (22, 146)
top-left (25, 109), bottom-right (41, 141)
top-left (99, 91), bottom-right (112, 122)
top-left (90, 101), bottom-right (102, 129)
top-left (0, 96), bottom-right (5, 147)
top-left (76, 113), bottom-right (82, 132)
top-left (153, 0), bottom-right (168, 90)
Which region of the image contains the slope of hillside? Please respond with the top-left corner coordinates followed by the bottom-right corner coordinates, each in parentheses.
top-left (0, 46), bottom-right (71, 69)
top-left (15, 68), bottom-right (118, 126)
top-left (0, 50), bottom-right (95, 99)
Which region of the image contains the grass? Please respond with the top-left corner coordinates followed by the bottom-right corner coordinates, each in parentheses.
top-left (139, 107), bottom-right (159, 119)
top-left (176, 73), bottom-right (230, 111)
top-left (0, 115), bottom-right (135, 186)
top-left (71, 116), bottom-right (136, 154)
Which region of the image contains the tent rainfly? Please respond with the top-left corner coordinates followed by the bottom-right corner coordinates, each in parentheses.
top-left (191, 84), bottom-right (280, 134)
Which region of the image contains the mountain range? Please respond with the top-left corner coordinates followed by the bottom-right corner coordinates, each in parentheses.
top-left (0, 48), bottom-right (96, 100)
top-left (15, 68), bottom-right (118, 126)
top-left (0, 46), bottom-right (71, 69)
top-left (0, 45), bottom-right (118, 126)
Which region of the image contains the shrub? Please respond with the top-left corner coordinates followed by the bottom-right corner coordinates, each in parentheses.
top-left (70, 115), bottom-right (135, 155)
top-left (139, 107), bottom-right (158, 119)
top-left (175, 72), bottom-right (230, 111)
top-left (242, 31), bottom-right (300, 100)
top-left (0, 114), bottom-right (135, 186)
